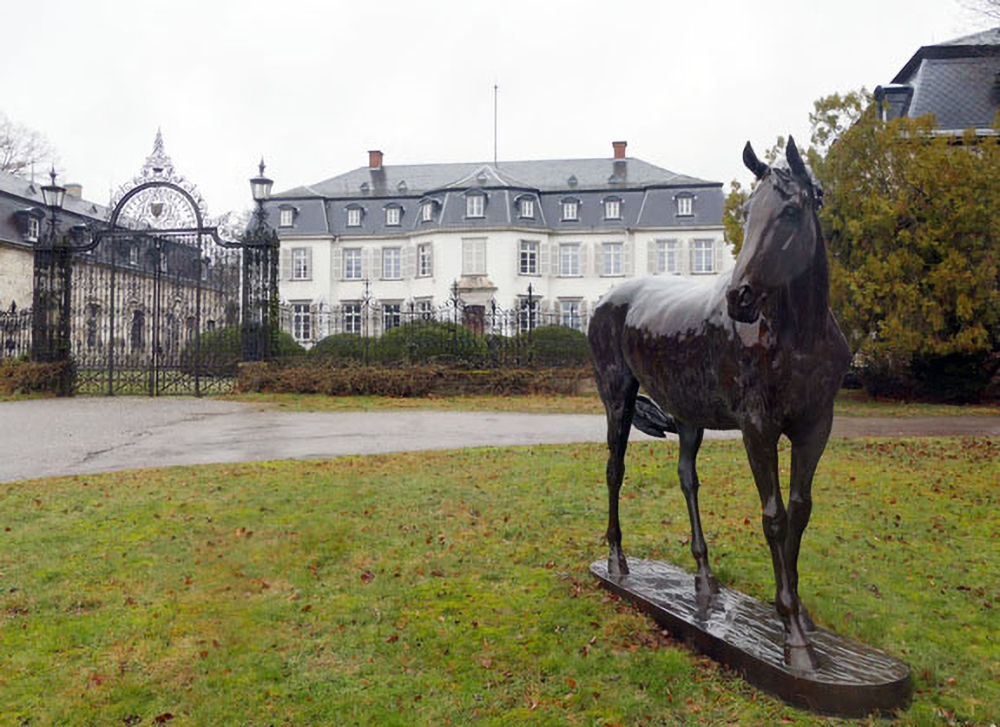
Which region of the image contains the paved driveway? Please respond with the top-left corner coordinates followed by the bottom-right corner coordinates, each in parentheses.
top-left (1, 397), bottom-right (997, 483)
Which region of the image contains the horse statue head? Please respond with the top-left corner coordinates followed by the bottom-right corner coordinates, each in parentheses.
top-left (727, 137), bottom-right (823, 324)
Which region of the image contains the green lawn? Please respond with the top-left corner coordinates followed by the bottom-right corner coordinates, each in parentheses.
top-left (1, 438), bottom-right (996, 724)
top-left (223, 390), bottom-right (1000, 418)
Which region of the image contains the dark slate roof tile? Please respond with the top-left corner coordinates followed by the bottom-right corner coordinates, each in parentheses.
top-left (274, 157), bottom-right (711, 200)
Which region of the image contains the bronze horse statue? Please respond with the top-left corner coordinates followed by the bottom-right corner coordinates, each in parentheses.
top-left (588, 138), bottom-right (850, 670)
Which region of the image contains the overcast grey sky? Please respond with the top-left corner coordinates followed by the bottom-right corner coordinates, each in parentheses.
top-left (0, 0), bottom-right (986, 219)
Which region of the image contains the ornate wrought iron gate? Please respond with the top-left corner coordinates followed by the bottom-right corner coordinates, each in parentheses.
top-left (31, 134), bottom-right (278, 396)
top-left (70, 231), bottom-right (242, 395)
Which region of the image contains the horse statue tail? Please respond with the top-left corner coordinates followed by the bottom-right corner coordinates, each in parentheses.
top-left (632, 395), bottom-right (678, 438)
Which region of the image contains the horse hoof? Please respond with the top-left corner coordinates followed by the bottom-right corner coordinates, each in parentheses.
top-left (784, 642), bottom-right (821, 672)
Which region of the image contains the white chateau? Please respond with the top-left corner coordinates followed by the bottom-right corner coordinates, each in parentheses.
top-left (267, 141), bottom-right (732, 346)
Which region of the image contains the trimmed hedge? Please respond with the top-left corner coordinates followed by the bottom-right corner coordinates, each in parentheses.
top-left (0, 359), bottom-right (74, 396)
top-left (237, 362), bottom-right (593, 398)
top-left (311, 323), bottom-right (592, 367)
top-left (182, 327), bottom-right (306, 373)
top-left (516, 325), bottom-right (591, 366)
top-left (309, 333), bottom-right (367, 363)
top-left (858, 351), bottom-right (999, 404)
top-left (376, 320), bottom-right (485, 364)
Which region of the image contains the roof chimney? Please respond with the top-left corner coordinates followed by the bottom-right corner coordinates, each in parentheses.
top-left (65, 183), bottom-right (83, 198)
top-left (612, 141), bottom-right (627, 159)
top-left (368, 150), bottom-right (383, 169)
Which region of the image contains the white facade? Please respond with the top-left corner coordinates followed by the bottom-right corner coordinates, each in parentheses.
top-left (269, 145), bottom-right (731, 346)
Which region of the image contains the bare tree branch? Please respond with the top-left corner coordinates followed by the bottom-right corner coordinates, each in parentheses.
top-left (960, 0), bottom-right (1000, 22)
top-left (0, 111), bottom-right (55, 176)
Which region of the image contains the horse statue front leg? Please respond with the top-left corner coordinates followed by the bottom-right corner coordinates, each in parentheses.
top-left (742, 429), bottom-right (820, 672)
top-left (785, 413), bottom-right (836, 635)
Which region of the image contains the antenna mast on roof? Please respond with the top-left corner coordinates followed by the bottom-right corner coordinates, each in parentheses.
top-left (493, 82), bottom-right (498, 167)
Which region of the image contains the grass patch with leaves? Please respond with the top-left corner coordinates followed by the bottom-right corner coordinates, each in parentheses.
top-left (0, 438), bottom-right (997, 724)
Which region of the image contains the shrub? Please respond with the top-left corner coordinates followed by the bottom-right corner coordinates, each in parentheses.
top-left (0, 359), bottom-right (74, 396)
top-left (515, 326), bottom-right (591, 366)
top-left (857, 350), bottom-right (998, 403)
top-left (182, 327), bottom-right (305, 373)
top-left (373, 321), bottom-right (485, 365)
top-left (237, 363), bottom-right (593, 397)
top-left (910, 352), bottom-right (999, 404)
top-left (310, 333), bottom-right (368, 363)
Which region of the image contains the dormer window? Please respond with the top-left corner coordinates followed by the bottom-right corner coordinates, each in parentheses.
top-left (561, 199), bottom-right (579, 221)
top-left (676, 194), bottom-right (694, 216)
top-left (466, 193), bottom-right (485, 218)
top-left (15, 208), bottom-right (44, 242)
top-left (385, 206), bottom-right (401, 226)
top-left (518, 197), bottom-right (535, 219)
top-left (604, 198), bottom-right (621, 220)
top-left (279, 208), bottom-right (294, 227)
top-left (346, 207), bottom-right (362, 227)
top-left (421, 200), bottom-right (435, 222)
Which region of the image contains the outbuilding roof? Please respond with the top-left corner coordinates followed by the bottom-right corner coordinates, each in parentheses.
top-left (883, 27), bottom-right (1000, 132)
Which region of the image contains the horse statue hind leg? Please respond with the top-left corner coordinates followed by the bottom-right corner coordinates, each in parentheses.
top-left (589, 301), bottom-right (721, 606)
top-left (588, 303), bottom-right (639, 578)
top-left (675, 420), bottom-right (720, 610)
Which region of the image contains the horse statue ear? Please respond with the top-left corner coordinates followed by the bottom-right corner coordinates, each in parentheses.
top-left (743, 142), bottom-right (769, 180)
top-left (786, 136), bottom-right (808, 179)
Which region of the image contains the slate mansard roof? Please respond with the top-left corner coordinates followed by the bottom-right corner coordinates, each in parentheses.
top-left (267, 153), bottom-right (725, 238)
top-left (0, 170), bottom-right (111, 248)
top-left (876, 27), bottom-right (1000, 132)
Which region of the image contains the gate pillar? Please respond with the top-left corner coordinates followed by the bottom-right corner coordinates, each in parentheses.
top-left (240, 162), bottom-right (279, 362)
top-left (31, 233), bottom-right (73, 393)
top-left (240, 229), bottom-right (279, 361)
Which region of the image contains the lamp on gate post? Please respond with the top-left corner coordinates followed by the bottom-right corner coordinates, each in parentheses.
top-left (40, 167), bottom-right (66, 236)
top-left (250, 158), bottom-right (273, 224)
top-left (241, 158), bottom-right (279, 362)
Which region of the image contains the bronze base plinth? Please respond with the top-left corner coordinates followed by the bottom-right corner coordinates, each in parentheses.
top-left (590, 558), bottom-right (911, 717)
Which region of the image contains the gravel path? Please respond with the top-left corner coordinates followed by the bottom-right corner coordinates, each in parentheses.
top-left (0, 397), bottom-right (996, 483)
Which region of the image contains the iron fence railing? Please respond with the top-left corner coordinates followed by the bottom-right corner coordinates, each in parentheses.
top-left (286, 286), bottom-right (592, 368)
top-left (0, 307), bottom-right (32, 361)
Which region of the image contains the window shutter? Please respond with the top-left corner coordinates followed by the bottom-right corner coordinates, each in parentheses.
top-left (539, 241), bottom-right (550, 276)
top-left (332, 248), bottom-right (342, 280)
top-left (647, 240), bottom-right (658, 276)
top-left (579, 244), bottom-right (589, 277)
top-left (462, 241), bottom-right (472, 275)
top-left (679, 240), bottom-right (689, 275)
top-left (403, 245), bottom-right (416, 279)
top-left (623, 241), bottom-right (633, 277)
top-left (305, 248), bottom-right (313, 280)
top-left (715, 239), bottom-right (724, 273)
top-left (594, 243), bottom-right (604, 276)
top-left (427, 243), bottom-right (434, 277)
top-left (280, 247), bottom-right (292, 281)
